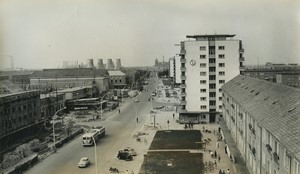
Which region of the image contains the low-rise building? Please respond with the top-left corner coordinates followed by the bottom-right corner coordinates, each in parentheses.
top-left (276, 72), bottom-right (300, 88)
top-left (108, 70), bottom-right (126, 89)
top-left (222, 75), bottom-right (300, 174)
top-left (30, 68), bottom-right (109, 94)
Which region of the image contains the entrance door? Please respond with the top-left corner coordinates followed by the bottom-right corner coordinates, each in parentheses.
top-left (209, 113), bottom-right (216, 123)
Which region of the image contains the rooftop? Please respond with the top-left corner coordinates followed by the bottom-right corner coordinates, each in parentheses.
top-left (108, 70), bottom-right (126, 76)
top-left (30, 68), bottom-right (108, 78)
top-left (222, 75), bottom-right (300, 161)
top-left (186, 34), bottom-right (235, 39)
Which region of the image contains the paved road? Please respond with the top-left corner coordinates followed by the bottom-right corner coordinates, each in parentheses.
top-left (26, 77), bottom-right (157, 174)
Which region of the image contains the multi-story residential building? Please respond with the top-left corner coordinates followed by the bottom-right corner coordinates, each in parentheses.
top-left (169, 57), bottom-right (175, 81)
top-left (178, 34), bottom-right (244, 123)
top-left (30, 68), bottom-right (109, 94)
top-left (243, 62), bottom-right (300, 83)
top-left (222, 75), bottom-right (300, 174)
top-left (276, 72), bottom-right (300, 88)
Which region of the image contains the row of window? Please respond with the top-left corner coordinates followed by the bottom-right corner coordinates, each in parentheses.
top-left (199, 46), bottom-right (225, 51)
top-left (199, 71), bottom-right (225, 76)
top-left (200, 105), bottom-right (223, 109)
top-left (200, 80), bottom-right (225, 84)
top-left (200, 97), bottom-right (222, 101)
top-left (111, 80), bottom-right (123, 83)
top-left (200, 88), bottom-right (222, 93)
top-left (198, 63), bottom-right (225, 68)
top-left (199, 54), bottom-right (225, 59)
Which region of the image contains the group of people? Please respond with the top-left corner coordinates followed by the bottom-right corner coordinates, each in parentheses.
top-left (218, 169), bottom-right (230, 174)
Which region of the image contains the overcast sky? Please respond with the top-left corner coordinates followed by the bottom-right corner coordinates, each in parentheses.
top-left (0, 0), bottom-right (299, 69)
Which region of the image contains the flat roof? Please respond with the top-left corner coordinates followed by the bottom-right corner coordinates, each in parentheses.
top-left (108, 70), bottom-right (125, 76)
top-left (186, 34), bottom-right (235, 39)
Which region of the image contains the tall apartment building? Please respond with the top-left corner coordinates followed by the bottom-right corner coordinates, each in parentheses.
top-left (178, 34), bottom-right (244, 123)
top-left (222, 75), bottom-right (300, 174)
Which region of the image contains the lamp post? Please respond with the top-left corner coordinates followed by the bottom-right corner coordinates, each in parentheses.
top-left (100, 92), bottom-right (110, 120)
top-left (52, 107), bottom-right (66, 149)
top-left (82, 127), bottom-right (97, 174)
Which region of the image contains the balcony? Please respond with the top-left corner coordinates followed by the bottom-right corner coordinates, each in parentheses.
top-left (180, 84), bottom-right (186, 88)
top-left (239, 48), bottom-right (244, 52)
top-left (181, 92), bottom-right (186, 97)
top-left (179, 49), bottom-right (186, 55)
top-left (240, 65), bottom-right (245, 71)
top-left (209, 63), bottom-right (216, 67)
top-left (181, 100), bottom-right (187, 105)
top-left (209, 88), bottom-right (216, 92)
top-left (209, 105), bottom-right (216, 109)
top-left (273, 152), bottom-right (280, 164)
top-left (180, 58), bottom-right (186, 63)
top-left (181, 75), bottom-right (186, 80)
top-left (209, 80), bottom-right (216, 84)
top-left (239, 57), bottom-right (245, 62)
top-left (265, 144), bottom-right (272, 154)
top-left (209, 54), bottom-right (216, 59)
top-left (209, 97), bottom-right (216, 100)
top-left (209, 71), bottom-right (216, 75)
top-left (180, 67), bottom-right (186, 71)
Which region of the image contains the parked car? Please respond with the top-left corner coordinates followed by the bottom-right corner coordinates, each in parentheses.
top-left (117, 150), bottom-right (133, 161)
top-left (121, 147), bottom-right (137, 156)
top-left (78, 157), bottom-right (90, 168)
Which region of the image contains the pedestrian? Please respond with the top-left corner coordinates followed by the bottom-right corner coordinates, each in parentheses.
top-left (218, 154), bottom-right (221, 161)
top-left (222, 170), bottom-right (226, 174)
top-left (216, 141), bottom-right (219, 148)
top-left (219, 169), bottom-right (222, 174)
top-left (210, 151), bottom-right (214, 158)
top-left (227, 169), bottom-right (230, 174)
top-left (118, 109), bottom-right (120, 113)
top-left (214, 151), bottom-right (217, 158)
top-left (136, 117), bottom-right (138, 123)
top-left (214, 160), bottom-right (217, 167)
top-left (173, 113), bottom-right (175, 119)
top-left (218, 127), bottom-right (221, 133)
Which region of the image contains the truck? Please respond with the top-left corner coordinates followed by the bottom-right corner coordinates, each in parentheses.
top-left (82, 126), bottom-right (105, 146)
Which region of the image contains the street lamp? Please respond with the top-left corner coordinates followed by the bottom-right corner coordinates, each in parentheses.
top-left (82, 127), bottom-right (98, 174)
top-left (52, 107), bottom-right (66, 149)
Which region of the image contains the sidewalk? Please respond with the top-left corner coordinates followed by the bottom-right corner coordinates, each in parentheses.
top-left (130, 111), bottom-right (251, 174)
top-left (219, 120), bottom-right (250, 174)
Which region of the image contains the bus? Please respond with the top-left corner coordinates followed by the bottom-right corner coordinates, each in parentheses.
top-left (82, 127), bottom-right (105, 146)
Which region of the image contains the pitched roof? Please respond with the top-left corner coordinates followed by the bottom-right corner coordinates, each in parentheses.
top-left (30, 68), bottom-right (108, 78)
top-left (222, 75), bottom-right (300, 160)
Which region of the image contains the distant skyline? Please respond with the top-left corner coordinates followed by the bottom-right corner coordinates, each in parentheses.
top-left (0, 0), bottom-right (299, 69)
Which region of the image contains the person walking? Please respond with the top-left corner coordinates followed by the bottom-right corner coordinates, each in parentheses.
top-left (218, 154), bottom-right (221, 162)
top-left (227, 169), bottom-right (230, 174)
top-left (219, 169), bottom-right (222, 174)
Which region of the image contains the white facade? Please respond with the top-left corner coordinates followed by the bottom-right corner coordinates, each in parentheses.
top-left (169, 57), bottom-right (175, 78)
top-left (179, 34), bottom-right (244, 123)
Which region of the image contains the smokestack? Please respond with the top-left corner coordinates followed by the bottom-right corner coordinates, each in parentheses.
top-left (115, 59), bottom-right (121, 69)
top-left (97, 59), bottom-right (105, 69)
top-left (106, 59), bottom-right (115, 70)
top-left (87, 59), bottom-right (94, 68)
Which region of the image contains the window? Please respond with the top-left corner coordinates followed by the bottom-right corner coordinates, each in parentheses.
top-left (115, 80), bottom-right (118, 83)
top-left (219, 105), bottom-right (222, 109)
top-left (209, 51), bottom-right (215, 55)
top-left (200, 46), bottom-right (206, 51)
top-left (200, 80), bottom-right (206, 84)
top-left (201, 115), bottom-right (206, 119)
top-left (219, 54), bottom-right (225, 59)
top-left (209, 92), bottom-right (216, 97)
top-left (200, 72), bottom-right (206, 76)
top-left (219, 88), bottom-right (222, 92)
top-left (209, 75), bottom-right (216, 80)
top-left (200, 63), bottom-right (206, 68)
top-left (200, 89), bottom-right (207, 93)
top-left (219, 63), bottom-right (225, 67)
top-left (218, 46), bottom-right (225, 50)
top-left (209, 84), bottom-right (216, 89)
top-left (201, 105), bottom-right (207, 109)
top-left (209, 101), bottom-right (216, 105)
top-left (200, 97), bottom-right (206, 101)
top-left (219, 80), bottom-right (225, 84)
top-left (209, 59), bottom-right (216, 63)
top-left (200, 55), bottom-right (206, 59)
top-left (219, 97), bottom-right (222, 101)
top-left (219, 71), bottom-right (225, 76)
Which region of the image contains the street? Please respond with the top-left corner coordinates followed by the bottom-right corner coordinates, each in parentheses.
top-left (26, 78), bottom-right (157, 174)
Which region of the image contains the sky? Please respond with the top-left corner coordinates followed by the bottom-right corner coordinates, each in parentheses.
top-left (0, 0), bottom-right (299, 69)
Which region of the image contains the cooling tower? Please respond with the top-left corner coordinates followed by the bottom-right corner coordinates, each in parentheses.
top-left (115, 59), bottom-right (121, 69)
top-left (87, 59), bottom-right (94, 68)
top-left (97, 59), bottom-right (105, 69)
top-left (106, 59), bottom-right (115, 70)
